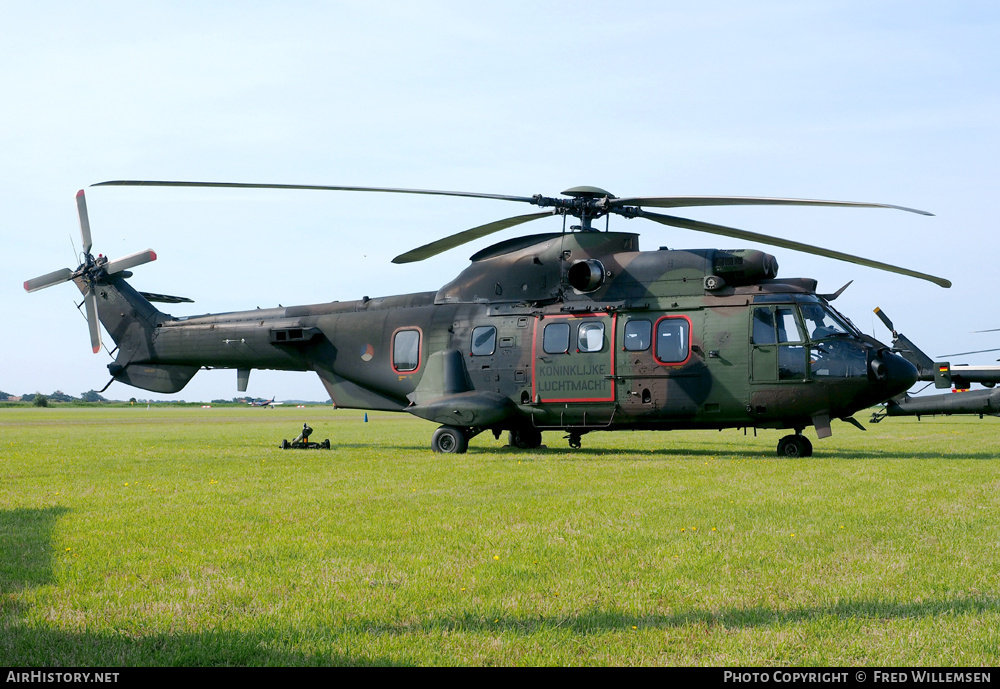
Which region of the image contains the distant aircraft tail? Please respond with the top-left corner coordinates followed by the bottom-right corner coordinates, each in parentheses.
top-left (873, 307), bottom-right (950, 387)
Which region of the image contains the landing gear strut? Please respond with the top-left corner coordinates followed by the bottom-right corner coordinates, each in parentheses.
top-left (566, 432), bottom-right (583, 449)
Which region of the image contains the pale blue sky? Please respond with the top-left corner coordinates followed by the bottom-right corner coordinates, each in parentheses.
top-left (4, 1), bottom-right (998, 401)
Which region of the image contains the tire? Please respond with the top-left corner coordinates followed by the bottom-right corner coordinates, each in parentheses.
top-left (431, 425), bottom-right (469, 454)
top-left (509, 428), bottom-right (542, 449)
top-left (777, 435), bottom-right (812, 457)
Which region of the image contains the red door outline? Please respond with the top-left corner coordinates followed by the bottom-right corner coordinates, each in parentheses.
top-left (531, 313), bottom-right (617, 403)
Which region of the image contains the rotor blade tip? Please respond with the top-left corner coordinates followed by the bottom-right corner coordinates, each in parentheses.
top-left (92, 345), bottom-right (102, 354)
top-left (76, 189), bottom-right (85, 198)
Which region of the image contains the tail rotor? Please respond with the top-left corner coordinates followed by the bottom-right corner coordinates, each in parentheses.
top-left (24, 189), bottom-right (157, 353)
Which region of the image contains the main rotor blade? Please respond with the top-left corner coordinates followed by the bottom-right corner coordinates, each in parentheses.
top-left (24, 267), bottom-right (73, 293)
top-left (392, 210), bottom-right (558, 264)
top-left (105, 249), bottom-right (157, 274)
top-left (614, 195), bottom-right (933, 216)
top-left (938, 348), bottom-right (1000, 357)
top-left (77, 189), bottom-right (93, 254)
top-left (84, 288), bottom-right (102, 354)
top-left (93, 180), bottom-right (537, 204)
top-left (637, 209), bottom-right (952, 288)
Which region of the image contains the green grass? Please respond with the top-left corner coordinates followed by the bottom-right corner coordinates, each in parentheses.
top-left (1, 407), bottom-right (998, 666)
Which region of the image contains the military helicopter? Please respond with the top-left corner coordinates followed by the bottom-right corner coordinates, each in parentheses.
top-left (25, 181), bottom-right (951, 457)
top-left (869, 308), bottom-right (1000, 421)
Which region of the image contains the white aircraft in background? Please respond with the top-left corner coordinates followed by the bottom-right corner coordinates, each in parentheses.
top-left (249, 396), bottom-right (283, 408)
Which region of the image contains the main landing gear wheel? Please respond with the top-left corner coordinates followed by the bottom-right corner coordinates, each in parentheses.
top-left (509, 428), bottom-right (542, 449)
top-left (431, 425), bottom-right (469, 454)
top-left (777, 434), bottom-right (813, 457)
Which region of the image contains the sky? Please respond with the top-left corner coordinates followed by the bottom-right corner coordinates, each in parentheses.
top-left (3, 1), bottom-right (998, 402)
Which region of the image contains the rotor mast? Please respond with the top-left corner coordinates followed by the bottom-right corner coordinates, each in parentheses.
top-left (533, 186), bottom-right (616, 232)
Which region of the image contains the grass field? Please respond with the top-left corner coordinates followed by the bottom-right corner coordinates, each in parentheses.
top-left (1, 406), bottom-right (998, 666)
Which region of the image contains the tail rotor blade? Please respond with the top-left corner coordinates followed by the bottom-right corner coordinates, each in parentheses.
top-left (24, 267), bottom-right (73, 292)
top-left (77, 190), bottom-right (93, 254)
top-left (873, 307), bottom-right (896, 335)
top-left (84, 289), bottom-right (102, 354)
top-left (105, 249), bottom-right (157, 274)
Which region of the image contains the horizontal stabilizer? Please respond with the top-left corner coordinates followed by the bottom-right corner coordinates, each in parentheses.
top-left (139, 291), bottom-right (194, 304)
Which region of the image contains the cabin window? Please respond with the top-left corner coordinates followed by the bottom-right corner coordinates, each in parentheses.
top-left (655, 317), bottom-right (690, 364)
top-left (624, 319), bottom-right (651, 351)
top-left (578, 321), bottom-right (605, 353)
top-left (393, 329), bottom-right (421, 372)
top-left (542, 322), bottom-right (570, 354)
top-left (471, 326), bottom-right (497, 356)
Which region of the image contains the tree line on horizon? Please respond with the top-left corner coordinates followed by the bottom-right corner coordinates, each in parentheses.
top-left (0, 390), bottom-right (330, 406)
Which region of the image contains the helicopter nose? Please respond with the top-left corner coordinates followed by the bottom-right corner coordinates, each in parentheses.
top-left (876, 350), bottom-right (918, 398)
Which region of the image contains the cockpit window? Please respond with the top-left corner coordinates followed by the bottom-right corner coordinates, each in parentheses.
top-left (799, 303), bottom-right (852, 340)
top-left (776, 307), bottom-right (805, 344)
top-left (752, 307), bottom-right (776, 345)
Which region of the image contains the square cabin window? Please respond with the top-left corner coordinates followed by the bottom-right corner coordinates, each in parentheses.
top-left (655, 318), bottom-right (689, 364)
top-left (543, 322), bottom-right (570, 354)
top-left (393, 329), bottom-right (420, 372)
top-left (624, 319), bottom-right (652, 351)
top-left (471, 326), bottom-right (497, 356)
top-left (578, 321), bottom-right (605, 353)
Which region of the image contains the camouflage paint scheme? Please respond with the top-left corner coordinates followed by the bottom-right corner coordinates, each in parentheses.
top-left (81, 229), bottom-right (918, 454)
